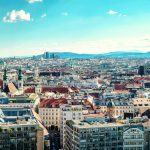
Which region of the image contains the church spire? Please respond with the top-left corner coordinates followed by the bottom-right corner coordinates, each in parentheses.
top-left (3, 66), bottom-right (8, 81)
top-left (18, 66), bottom-right (24, 93)
top-left (18, 66), bottom-right (23, 81)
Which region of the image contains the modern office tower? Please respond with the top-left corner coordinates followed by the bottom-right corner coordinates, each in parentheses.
top-left (60, 104), bottom-right (83, 148)
top-left (44, 52), bottom-right (50, 59)
top-left (0, 107), bottom-right (46, 150)
top-left (65, 118), bottom-right (145, 150)
top-left (18, 66), bottom-right (24, 93)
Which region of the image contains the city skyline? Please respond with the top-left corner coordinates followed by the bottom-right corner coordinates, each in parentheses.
top-left (1, 0), bottom-right (150, 56)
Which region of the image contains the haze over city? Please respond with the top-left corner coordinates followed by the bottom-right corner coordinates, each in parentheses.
top-left (1, 1), bottom-right (150, 150)
top-left (1, 0), bottom-right (150, 56)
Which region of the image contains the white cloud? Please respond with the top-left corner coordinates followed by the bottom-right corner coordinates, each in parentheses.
top-left (118, 13), bottom-right (127, 17)
top-left (107, 10), bottom-right (127, 17)
top-left (26, 0), bottom-right (42, 3)
top-left (3, 10), bottom-right (31, 23)
top-left (107, 10), bottom-right (118, 15)
top-left (61, 12), bottom-right (69, 16)
top-left (41, 13), bottom-right (47, 18)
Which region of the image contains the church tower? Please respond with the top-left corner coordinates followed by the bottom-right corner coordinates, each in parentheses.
top-left (3, 66), bottom-right (8, 90)
top-left (18, 66), bottom-right (23, 93)
top-left (34, 66), bottom-right (39, 79)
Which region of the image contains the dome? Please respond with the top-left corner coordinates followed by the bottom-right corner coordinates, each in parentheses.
top-left (107, 101), bottom-right (114, 108)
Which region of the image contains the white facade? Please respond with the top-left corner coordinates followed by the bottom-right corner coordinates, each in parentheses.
top-left (123, 127), bottom-right (144, 150)
top-left (39, 107), bottom-right (60, 128)
top-left (60, 104), bottom-right (83, 148)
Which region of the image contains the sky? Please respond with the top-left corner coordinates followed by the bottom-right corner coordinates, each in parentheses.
top-left (1, 0), bottom-right (150, 56)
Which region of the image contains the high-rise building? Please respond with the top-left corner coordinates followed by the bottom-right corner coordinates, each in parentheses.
top-left (60, 104), bottom-right (83, 148)
top-left (44, 52), bottom-right (50, 59)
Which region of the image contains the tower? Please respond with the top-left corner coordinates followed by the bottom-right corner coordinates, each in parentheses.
top-left (107, 100), bottom-right (115, 118)
top-left (34, 65), bottom-right (39, 79)
top-left (18, 66), bottom-right (23, 93)
top-left (3, 66), bottom-right (8, 91)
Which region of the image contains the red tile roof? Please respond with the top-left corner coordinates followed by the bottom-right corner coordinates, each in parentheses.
top-left (0, 79), bottom-right (3, 88)
top-left (24, 87), bottom-right (35, 93)
top-left (40, 98), bottom-right (67, 108)
top-left (41, 87), bottom-right (72, 93)
top-left (114, 84), bottom-right (126, 90)
top-left (134, 77), bottom-right (150, 82)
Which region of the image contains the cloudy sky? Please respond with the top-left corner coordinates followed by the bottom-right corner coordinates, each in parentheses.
top-left (0, 0), bottom-right (150, 56)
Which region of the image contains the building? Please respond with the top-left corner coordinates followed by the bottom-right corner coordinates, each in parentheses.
top-left (65, 118), bottom-right (145, 150)
top-left (44, 52), bottom-right (50, 59)
top-left (39, 98), bottom-right (67, 128)
top-left (0, 120), bottom-right (43, 150)
top-left (123, 126), bottom-right (144, 150)
top-left (0, 107), bottom-right (47, 150)
top-left (87, 96), bottom-right (134, 118)
top-left (133, 97), bottom-right (150, 114)
top-left (138, 64), bottom-right (150, 76)
top-left (60, 104), bottom-right (83, 148)
top-left (0, 92), bottom-right (9, 104)
top-left (0, 94), bottom-right (40, 109)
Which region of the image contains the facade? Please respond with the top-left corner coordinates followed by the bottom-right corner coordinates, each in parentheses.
top-left (60, 104), bottom-right (83, 148)
top-left (0, 122), bottom-right (41, 150)
top-left (133, 97), bottom-right (150, 114)
top-left (65, 119), bottom-right (145, 150)
top-left (108, 103), bottom-right (134, 117)
top-left (123, 127), bottom-right (144, 150)
top-left (0, 94), bottom-right (39, 109)
top-left (0, 107), bottom-right (46, 150)
top-left (89, 97), bottom-right (134, 117)
top-left (39, 107), bottom-right (60, 128)
top-left (39, 98), bottom-right (67, 128)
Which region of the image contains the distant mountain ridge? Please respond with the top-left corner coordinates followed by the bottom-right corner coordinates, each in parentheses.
top-left (35, 51), bottom-right (150, 59)
top-left (6, 51), bottom-right (150, 59)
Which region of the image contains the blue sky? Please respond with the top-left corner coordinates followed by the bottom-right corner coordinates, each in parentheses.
top-left (1, 0), bottom-right (150, 56)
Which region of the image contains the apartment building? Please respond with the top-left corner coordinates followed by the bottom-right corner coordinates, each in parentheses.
top-left (65, 118), bottom-right (145, 150)
top-left (60, 104), bottom-right (83, 148)
top-left (39, 98), bottom-right (67, 128)
top-left (0, 121), bottom-right (41, 150)
top-left (89, 97), bottom-right (134, 117)
top-left (133, 97), bottom-right (150, 114)
top-left (123, 126), bottom-right (144, 150)
top-left (0, 107), bottom-right (46, 150)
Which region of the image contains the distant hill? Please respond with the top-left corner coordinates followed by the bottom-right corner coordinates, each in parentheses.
top-left (10, 51), bottom-right (150, 59)
top-left (35, 51), bottom-right (150, 59)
